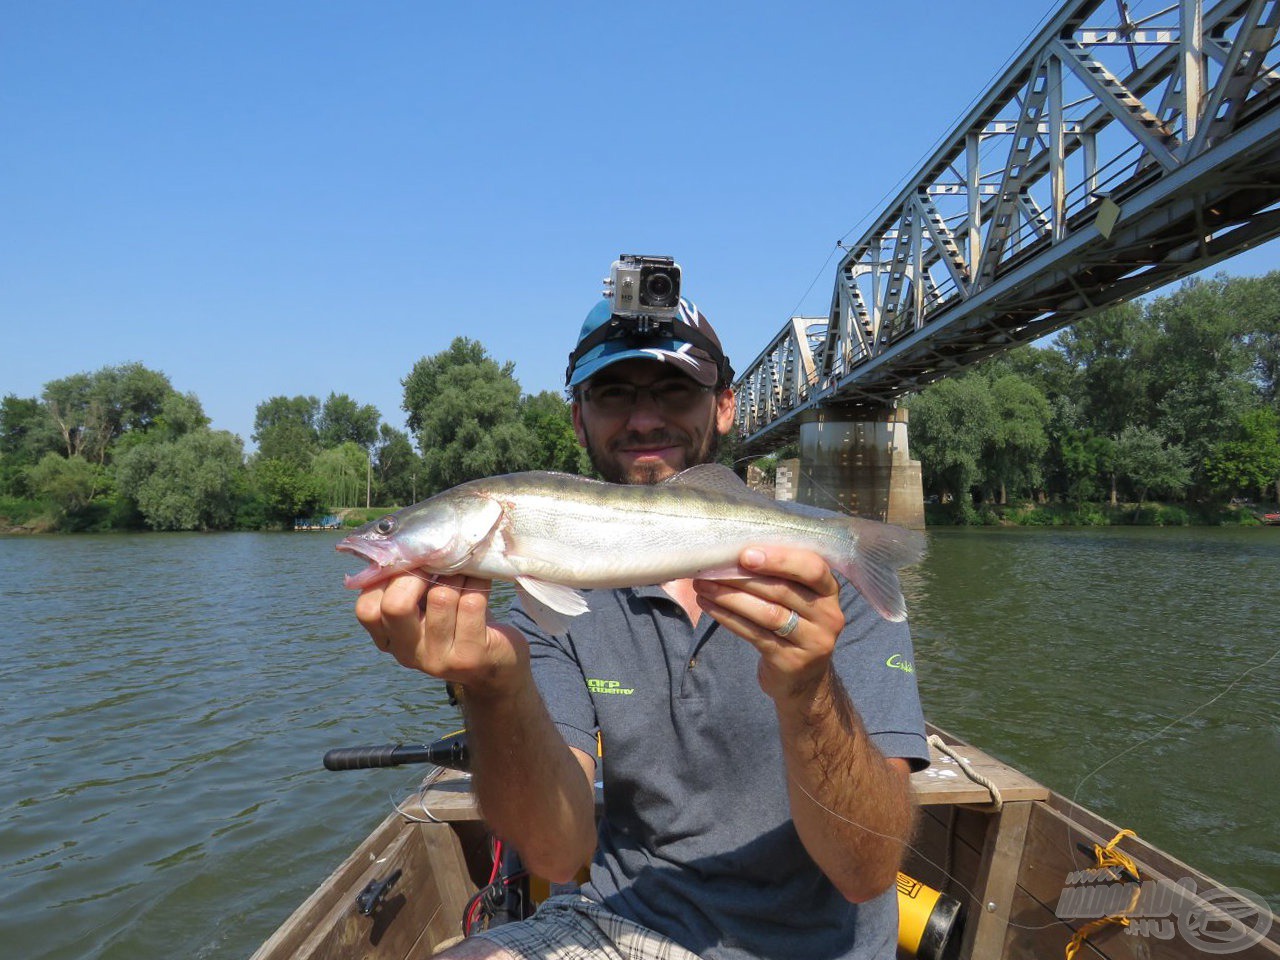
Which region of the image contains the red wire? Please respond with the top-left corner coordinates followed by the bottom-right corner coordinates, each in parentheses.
top-left (464, 837), bottom-right (505, 935)
top-left (488, 839), bottom-right (503, 884)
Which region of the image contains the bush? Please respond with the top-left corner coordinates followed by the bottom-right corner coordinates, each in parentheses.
top-left (0, 496), bottom-right (46, 527)
top-left (1071, 504), bottom-right (1109, 526)
top-left (1129, 504), bottom-right (1190, 525)
top-left (234, 494), bottom-right (269, 531)
top-left (341, 507), bottom-right (393, 527)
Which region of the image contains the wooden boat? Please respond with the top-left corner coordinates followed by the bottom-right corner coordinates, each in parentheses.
top-left (252, 723), bottom-right (1279, 960)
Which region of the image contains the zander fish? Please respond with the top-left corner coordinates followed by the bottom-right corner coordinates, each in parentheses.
top-left (337, 464), bottom-right (925, 633)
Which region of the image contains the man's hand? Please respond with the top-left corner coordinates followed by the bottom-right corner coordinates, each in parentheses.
top-left (691, 546), bottom-right (844, 702)
top-left (354, 573), bottom-right (527, 699)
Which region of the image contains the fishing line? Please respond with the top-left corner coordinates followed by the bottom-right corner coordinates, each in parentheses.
top-left (1068, 645), bottom-right (1280, 804)
top-left (789, 645), bottom-right (1280, 933)
top-left (788, 773), bottom-right (1064, 933)
top-left (390, 764), bottom-right (448, 824)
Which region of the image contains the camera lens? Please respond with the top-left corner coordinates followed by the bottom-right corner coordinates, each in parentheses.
top-left (639, 266), bottom-right (678, 307)
top-left (645, 274), bottom-right (673, 300)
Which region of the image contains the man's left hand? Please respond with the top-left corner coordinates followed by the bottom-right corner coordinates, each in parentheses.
top-left (692, 546), bottom-right (844, 702)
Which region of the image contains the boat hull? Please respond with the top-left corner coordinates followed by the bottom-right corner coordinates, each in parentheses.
top-left (254, 724), bottom-right (1280, 959)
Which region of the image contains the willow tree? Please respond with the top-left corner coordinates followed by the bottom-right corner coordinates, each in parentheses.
top-left (312, 442), bottom-right (369, 508)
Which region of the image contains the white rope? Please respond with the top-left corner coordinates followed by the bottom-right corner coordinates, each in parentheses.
top-left (928, 734), bottom-right (1003, 811)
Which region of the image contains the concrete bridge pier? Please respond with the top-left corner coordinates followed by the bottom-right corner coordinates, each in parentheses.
top-left (791, 407), bottom-right (924, 529)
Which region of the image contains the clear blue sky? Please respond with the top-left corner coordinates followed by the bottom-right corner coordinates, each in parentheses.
top-left (4, 0), bottom-right (1278, 448)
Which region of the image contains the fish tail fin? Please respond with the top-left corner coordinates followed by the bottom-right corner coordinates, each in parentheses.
top-left (828, 520), bottom-right (926, 622)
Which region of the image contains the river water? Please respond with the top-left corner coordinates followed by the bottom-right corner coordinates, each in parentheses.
top-left (0, 527), bottom-right (1276, 958)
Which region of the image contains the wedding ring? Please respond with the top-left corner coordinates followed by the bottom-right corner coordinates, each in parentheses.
top-left (773, 610), bottom-right (801, 638)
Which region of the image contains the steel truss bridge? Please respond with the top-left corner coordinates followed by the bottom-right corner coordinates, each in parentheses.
top-left (735, 0), bottom-right (1280, 456)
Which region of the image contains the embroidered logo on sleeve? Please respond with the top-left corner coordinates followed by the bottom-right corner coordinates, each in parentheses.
top-left (886, 654), bottom-right (915, 674)
top-left (587, 677), bottom-right (635, 695)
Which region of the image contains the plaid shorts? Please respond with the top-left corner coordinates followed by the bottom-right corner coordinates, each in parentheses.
top-left (471, 894), bottom-right (703, 960)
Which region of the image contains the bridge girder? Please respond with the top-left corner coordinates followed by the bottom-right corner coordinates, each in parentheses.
top-left (736, 0), bottom-right (1280, 455)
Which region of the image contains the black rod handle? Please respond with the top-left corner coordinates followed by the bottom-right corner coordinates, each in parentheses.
top-left (323, 744), bottom-right (434, 770)
top-left (323, 731), bottom-right (470, 772)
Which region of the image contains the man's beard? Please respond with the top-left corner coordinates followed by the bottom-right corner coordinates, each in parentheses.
top-left (584, 421), bottom-right (722, 485)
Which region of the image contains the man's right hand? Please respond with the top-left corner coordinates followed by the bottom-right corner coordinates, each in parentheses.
top-left (354, 573), bottom-right (528, 699)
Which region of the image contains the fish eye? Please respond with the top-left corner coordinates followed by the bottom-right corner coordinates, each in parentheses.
top-left (375, 516), bottom-right (396, 536)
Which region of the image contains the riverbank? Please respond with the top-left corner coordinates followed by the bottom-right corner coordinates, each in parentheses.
top-left (924, 498), bottom-right (1277, 526)
top-left (0, 500), bottom-right (399, 536)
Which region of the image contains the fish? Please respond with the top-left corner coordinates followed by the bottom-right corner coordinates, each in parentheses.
top-left (336, 463), bottom-right (925, 633)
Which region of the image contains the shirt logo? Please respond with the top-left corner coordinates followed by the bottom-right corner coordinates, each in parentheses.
top-left (886, 654), bottom-right (915, 674)
top-left (587, 677), bottom-right (635, 695)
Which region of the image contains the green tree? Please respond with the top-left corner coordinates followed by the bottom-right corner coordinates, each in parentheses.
top-left (1059, 431), bottom-right (1115, 505)
top-left (402, 338), bottom-right (490, 436)
top-left (250, 458), bottom-right (326, 527)
top-left (908, 377), bottom-right (997, 516)
top-left (402, 337), bottom-right (538, 492)
top-left (0, 395), bottom-right (59, 495)
top-left (983, 373), bottom-right (1052, 503)
top-left (114, 430), bottom-right (245, 530)
top-left (372, 424), bottom-right (421, 505)
top-left (317, 393), bottom-right (380, 449)
top-left (313, 442), bottom-right (369, 508)
top-left (521, 390), bottom-right (581, 473)
top-left (1225, 271), bottom-right (1280, 403)
top-left (252, 395), bottom-right (320, 469)
top-left (988, 347), bottom-right (1078, 402)
top-left (27, 453), bottom-right (110, 520)
top-left (41, 363), bottom-right (177, 464)
top-left (1114, 426), bottom-right (1191, 516)
top-left (1204, 407), bottom-right (1280, 500)
top-left (1058, 302), bottom-right (1155, 438)
top-left (1057, 303), bottom-right (1155, 501)
top-left (1144, 278), bottom-right (1256, 490)
top-left (154, 392), bottom-right (210, 440)
top-left (111, 391), bottom-right (213, 459)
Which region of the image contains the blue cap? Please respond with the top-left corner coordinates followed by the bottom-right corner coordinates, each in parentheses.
top-left (566, 296), bottom-right (731, 389)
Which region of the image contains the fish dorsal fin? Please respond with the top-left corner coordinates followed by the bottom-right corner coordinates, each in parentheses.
top-left (662, 463), bottom-right (843, 519)
top-left (772, 497), bottom-right (845, 522)
top-left (515, 576), bottom-right (589, 635)
top-left (662, 464), bottom-right (769, 501)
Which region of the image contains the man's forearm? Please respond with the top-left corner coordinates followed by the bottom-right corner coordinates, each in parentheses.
top-left (775, 666), bottom-right (915, 903)
top-left (461, 669), bottom-right (597, 882)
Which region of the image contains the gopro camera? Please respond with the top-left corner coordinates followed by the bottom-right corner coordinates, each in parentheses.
top-left (604, 254), bottom-right (681, 323)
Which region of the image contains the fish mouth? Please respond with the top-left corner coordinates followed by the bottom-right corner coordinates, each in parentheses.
top-left (336, 540), bottom-right (402, 590)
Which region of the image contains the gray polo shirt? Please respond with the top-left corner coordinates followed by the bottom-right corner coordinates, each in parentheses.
top-left (509, 579), bottom-right (929, 960)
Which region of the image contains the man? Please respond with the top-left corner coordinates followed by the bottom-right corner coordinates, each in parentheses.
top-left (356, 290), bottom-right (929, 960)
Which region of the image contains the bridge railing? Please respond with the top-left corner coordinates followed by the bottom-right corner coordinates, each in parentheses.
top-left (736, 0), bottom-right (1280, 452)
